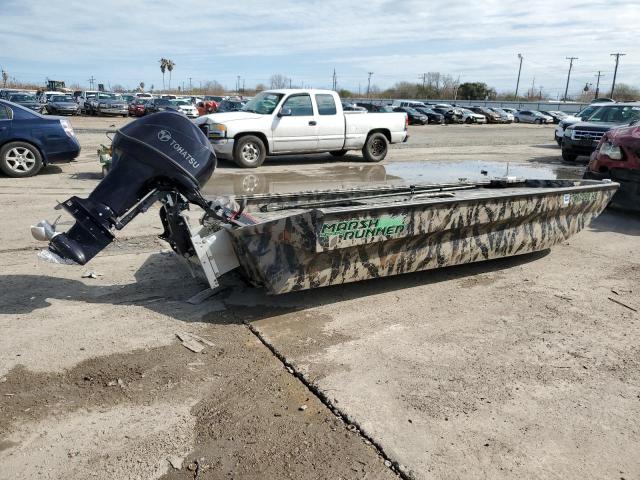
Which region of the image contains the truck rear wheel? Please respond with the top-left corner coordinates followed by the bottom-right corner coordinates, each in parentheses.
top-left (562, 150), bottom-right (578, 162)
top-left (362, 132), bottom-right (388, 163)
top-left (234, 135), bottom-right (266, 168)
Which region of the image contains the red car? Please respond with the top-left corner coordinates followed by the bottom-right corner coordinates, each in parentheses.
top-left (128, 99), bottom-right (148, 117)
top-left (584, 122), bottom-right (640, 211)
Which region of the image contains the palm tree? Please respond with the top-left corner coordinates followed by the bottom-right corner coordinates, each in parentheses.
top-left (166, 59), bottom-right (175, 90)
top-left (159, 58), bottom-right (167, 90)
top-left (139, 81), bottom-right (145, 91)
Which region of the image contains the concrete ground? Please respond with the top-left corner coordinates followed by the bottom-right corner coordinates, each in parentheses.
top-left (1, 117), bottom-right (638, 479)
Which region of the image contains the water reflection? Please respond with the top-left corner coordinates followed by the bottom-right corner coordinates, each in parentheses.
top-left (203, 160), bottom-right (583, 196)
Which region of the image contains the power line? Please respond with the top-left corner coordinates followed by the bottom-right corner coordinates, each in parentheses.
top-left (87, 76), bottom-right (95, 90)
top-left (610, 53), bottom-right (626, 98)
top-left (563, 57), bottom-right (578, 101)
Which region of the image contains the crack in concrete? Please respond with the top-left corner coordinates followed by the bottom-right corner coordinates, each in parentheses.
top-left (243, 319), bottom-right (410, 480)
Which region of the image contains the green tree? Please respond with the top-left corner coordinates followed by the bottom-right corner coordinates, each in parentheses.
top-left (457, 82), bottom-right (496, 100)
top-left (166, 59), bottom-right (175, 90)
top-left (159, 58), bottom-right (167, 90)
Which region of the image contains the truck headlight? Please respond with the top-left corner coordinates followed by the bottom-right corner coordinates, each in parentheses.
top-left (208, 123), bottom-right (227, 139)
top-left (564, 128), bottom-right (572, 138)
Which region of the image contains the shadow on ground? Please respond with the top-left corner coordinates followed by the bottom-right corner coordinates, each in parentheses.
top-left (0, 249), bottom-right (550, 323)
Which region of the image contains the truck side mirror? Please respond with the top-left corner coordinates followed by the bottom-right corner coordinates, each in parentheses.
top-left (278, 107), bottom-right (292, 117)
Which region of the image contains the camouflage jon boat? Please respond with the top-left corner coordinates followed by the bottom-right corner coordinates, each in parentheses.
top-left (186, 179), bottom-right (617, 294)
top-left (31, 112), bottom-right (618, 295)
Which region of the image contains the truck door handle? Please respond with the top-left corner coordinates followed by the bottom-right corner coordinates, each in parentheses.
top-left (308, 121), bottom-right (317, 126)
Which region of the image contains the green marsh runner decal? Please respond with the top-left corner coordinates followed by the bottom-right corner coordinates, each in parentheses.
top-left (320, 215), bottom-right (407, 241)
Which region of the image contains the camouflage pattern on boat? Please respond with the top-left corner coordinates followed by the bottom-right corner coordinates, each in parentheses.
top-left (216, 179), bottom-right (617, 294)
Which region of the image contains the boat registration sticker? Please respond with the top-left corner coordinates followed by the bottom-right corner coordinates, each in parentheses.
top-left (563, 193), bottom-right (571, 206)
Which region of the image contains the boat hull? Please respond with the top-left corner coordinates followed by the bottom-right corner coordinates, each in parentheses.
top-left (226, 181), bottom-right (617, 294)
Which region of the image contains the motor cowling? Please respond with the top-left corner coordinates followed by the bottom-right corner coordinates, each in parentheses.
top-left (48, 111), bottom-right (216, 264)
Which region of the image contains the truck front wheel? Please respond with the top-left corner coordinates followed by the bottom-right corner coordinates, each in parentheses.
top-left (362, 132), bottom-right (388, 163)
top-left (234, 135), bottom-right (266, 168)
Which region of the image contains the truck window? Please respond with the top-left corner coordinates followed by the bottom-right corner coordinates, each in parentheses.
top-left (0, 105), bottom-right (11, 120)
top-left (315, 94), bottom-right (336, 115)
top-left (282, 94), bottom-right (313, 116)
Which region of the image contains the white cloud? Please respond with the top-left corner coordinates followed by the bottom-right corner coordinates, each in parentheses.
top-left (1, 0), bottom-right (638, 93)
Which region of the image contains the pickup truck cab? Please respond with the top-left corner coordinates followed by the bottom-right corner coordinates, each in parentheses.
top-left (195, 89), bottom-right (408, 167)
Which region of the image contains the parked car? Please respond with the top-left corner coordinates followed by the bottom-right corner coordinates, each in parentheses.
top-left (76, 90), bottom-right (99, 114)
top-left (584, 122), bottom-right (640, 211)
top-left (469, 106), bottom-right (503, 123)
top-left (414, 107), bottom-right (445, 124)
top-left (502, 108), bottom-right (518, 115)
top-left (7, 92), bottom-right (42, 112)
top-left (514, 110), bottom-right (552, 124)
top-left (169, 99), bottom-right (199, 118)
top-left (393, 106), bottom-right (428, 125)
top-left (135, 92), bottom-right (154, 99)
top-left (128, 99), bottom-right (149, 117)
top-left (554, 104), bottom-right (607, 145)
top-left (160, 94), bottom-right (177, 100)
top-left (540, 110), bottom-right (567, 124)
top-left (490, 108), bottom-right (514, 123)
top-left (217, 99), bottom-right (245, 113)
top-left (44, 94), bottom-right (80, 115)
top-left (145, 98), bottom-right (176, 114)
top-left (433, 107), bottom-right (463, 124)
top-left (459, 108), bottom-right (486, 124)
top-left (120, 94), bottom-right (136, 104)
top-left (37, 91), bottom-right (63, 104)
top-left (0, 99), bottom-right (80, 177)
top-left (0, 88), bottom-right (24, 100)
top-left (88, 92), bottom-right (128, 117)
top-left (561, 103), bottom-right (640, 162)
top-left (195, 89), bottom-right (408, 167)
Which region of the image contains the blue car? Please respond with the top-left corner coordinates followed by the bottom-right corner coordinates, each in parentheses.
top-left (0, 99), bottom-right (81, 177)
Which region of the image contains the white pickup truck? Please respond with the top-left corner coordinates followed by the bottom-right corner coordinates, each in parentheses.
top-left (194, 89), bottom-right (408, 167)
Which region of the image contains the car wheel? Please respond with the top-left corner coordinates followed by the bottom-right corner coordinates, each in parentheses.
top-left (362, 132), bottom-right (388, 163)
top-left (535, 118), bottom-right (542, 125)
top-left (562, 150), bottom-right (578, 162)
top-left (514, 117), bottom-right (519, 123)
top-left (0, 142), bottom-right (44, 178)
top-left (234, 135), bottom-right (266, 168)
top-left (465, 117), bottom-right (472, 124)
top-left (330, 150), bottom-right (348, 157)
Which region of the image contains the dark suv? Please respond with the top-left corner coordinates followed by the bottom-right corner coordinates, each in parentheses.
top-left (561, 103), bottom-right (640, 162)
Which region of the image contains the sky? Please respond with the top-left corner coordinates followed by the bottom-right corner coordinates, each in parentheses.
top-left (1, 0), bottom-right (638, 97)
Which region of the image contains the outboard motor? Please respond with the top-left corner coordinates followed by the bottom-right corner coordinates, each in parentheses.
top-left (37, 111), bottom-right (217, 264)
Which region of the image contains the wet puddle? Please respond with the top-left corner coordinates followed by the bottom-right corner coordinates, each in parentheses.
top-left (203, 160), bottom-right (582, 196)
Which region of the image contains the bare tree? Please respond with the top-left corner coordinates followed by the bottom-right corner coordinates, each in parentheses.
top-left (270, 74), bottom-right (289, 89)
top-left (1, 70), bottom-right (8, 87)
top-left (139, 81), bottom-right (145, 91)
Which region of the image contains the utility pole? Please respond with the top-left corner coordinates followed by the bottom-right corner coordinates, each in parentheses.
top-left (610, 53), bottom-right (626, 98)
top-left (289, 78), bottom-right (292, 88)
top-left (236, 75), bottom-right (240, 93)
top-left (529, 76), bottom-right (535, 98)
top-left (332, 68), bottom-right (337, 91)
top-left (594, 71), bottom-right (604, 99)
top-left (188, 77), bottom-right (192, 91)
top-left (366, 72), bottom-right (373, 98)
top-left (88, 76), bottom-right (95, 90)
top-left (563, 57), bottom-right (578, 101)
top-left (514, 54), bottom-right (523, 99)
top-left (242, 79), bottom-right (245, 93)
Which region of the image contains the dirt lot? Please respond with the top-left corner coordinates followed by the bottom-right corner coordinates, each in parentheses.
top-left (1, 117), bottom-right (638, 480)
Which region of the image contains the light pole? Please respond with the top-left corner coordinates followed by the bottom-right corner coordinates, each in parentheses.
top-left (595, 71), bottom-right (604, 99)
top-left (514, 54), bottom-right (523, 99)
top-left (366, 72), bottom-right (373, 98)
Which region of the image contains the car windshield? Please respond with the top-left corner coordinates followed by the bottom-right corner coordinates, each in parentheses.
top-left (576, 105), bottom-right (597, 118)
top-left (403, 107), bottom-right (419, 114)
top-left (587, 105), bottom-right (640, 123)
top-left (52, 95), bottom-right (74, 102)
top-left (9, 94), bottom-right (36, 102)
top-left (157, 99), bottom-right (171, 105)
top-left (170, 100), bottom-right (191, 106)
top-left (241, 92), bottom-right (284, 114)
top-left (97, 93), bottom-right (117, 100)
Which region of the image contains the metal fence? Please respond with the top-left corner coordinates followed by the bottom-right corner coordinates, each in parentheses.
top-left (345, 98), bottom-right (589, 114)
